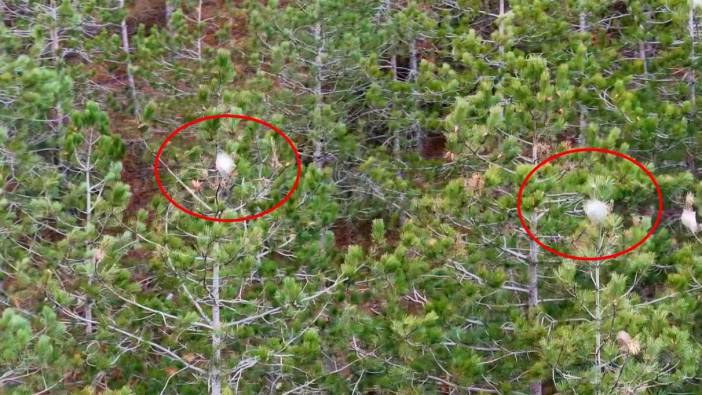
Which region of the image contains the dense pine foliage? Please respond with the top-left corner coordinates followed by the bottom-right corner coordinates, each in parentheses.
top-left (2, 0), bottom-right (702, 393)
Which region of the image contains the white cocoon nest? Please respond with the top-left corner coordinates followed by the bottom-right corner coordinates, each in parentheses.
top-left (584, 199), bottom-right (609, 224)
top-left (216, 151), bottom-right (235, 177)
top-left (681, 208), bottom-right (698, 234)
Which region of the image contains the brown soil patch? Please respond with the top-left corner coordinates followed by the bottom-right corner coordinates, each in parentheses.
top-left (125, 247), bottom-right (152, 263)
top-left (39, 223), bottom-right (65, 243)
top-left (400, 296), bottom-right (424, 315)
top-left (420, 133), bottom-right (447, 159)
top-left (348, 282), bottom-right (385, 316)
top-left (332, 219), bottom-right (372, 251)
top-left (121, 140), bottom-right (157, 219)
top-left (127, 0), bottom-right (167, 33)
top-left (90, 63), bottom-right (128, 92)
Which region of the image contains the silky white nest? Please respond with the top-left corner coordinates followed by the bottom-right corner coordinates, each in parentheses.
top-left (216, 151), bottom-right (235, 177)
top-left (583, 199), bottom-right (609, 224)
top-left (681, 192), bottom-right (699, 234)
top-left (681, 208), bottom-right (698, 234)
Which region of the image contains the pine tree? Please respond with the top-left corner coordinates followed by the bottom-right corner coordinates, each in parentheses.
top-left (0, 307), bottom-right (74, 392)
top-left (250, 0), bottom-right (370, 168)
top-left (3, 0), bottom-right (702, 393)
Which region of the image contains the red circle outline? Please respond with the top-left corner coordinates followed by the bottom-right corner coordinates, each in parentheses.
top-left (153, 114), bottom-right (302, 223)
top-left (516, 147), bottom-right (663, 261)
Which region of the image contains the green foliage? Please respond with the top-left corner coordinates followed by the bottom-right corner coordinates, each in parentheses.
top-left (2, 0), bottom-right (702, 393)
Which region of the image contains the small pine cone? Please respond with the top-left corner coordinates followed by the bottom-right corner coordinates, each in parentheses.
top-left (464, 172), bottom-right (485, 194)
top-left (92, 248), bottom-right (105, 265)
top-left (190, 179), bottom-right (203, 192)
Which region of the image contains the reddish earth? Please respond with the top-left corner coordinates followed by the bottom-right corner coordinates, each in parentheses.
top-left (420, 133), bottom-right (447, 159)
top-left (400, 295), bottom-right (424, 315)
top-left (126, 0), bottom-right (249, 44)
top-left (127, 0), bottom-right (167, 33)
top-left (121, 140), bottom-right (157, 219)
top-left (332, 219), bottom-right (372, 250)
top-left (125, 247), bottom-right (152, 263)
top-left (348, 282), bottom-right (385, 316)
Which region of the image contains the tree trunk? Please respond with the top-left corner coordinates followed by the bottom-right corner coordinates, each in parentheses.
top-left (165, 1), bottom-right (175, 27)
top-left (313, 21), bottom-right (325, 168)
top-left (640, 10), bottom-right (650, 77)
top-left (527, 127), bottom-right (541, 394)
top-left (390, 54), bottom-right (401, 158)
top-left (639, 41), bottom-right (648, 77)
top-left (593, 261), bottom-right (602, 395)
top-left (374, 0), bottom-right (392, 22)
top-left (527, 240), bottom-right (539, 309)
top-left (119, 0), bottom-right (140, 117)
top-left (196, 0), bottom-right (203, 61)
top-left (578, 10), bottom-right (587, 146)
top-left (688, 3), bottom-right (698, 176)
top-left (409, 38), bottom-right (418, 81)
top-left (689, 4), bottom-right (697, 115)
top-left (528, 216), bottom-right (540, 395)
top-left (84, 130), bottom-right (94, 336)
top-left (209, 259), bottom-right (222, 395)
top-left (409, 38), bottom-right (423, 150)
top-left (498, 0), bottom-right (505, 55)
top-left (49, 1), bottom-right (61, 63)
top-left (48, 0), bottom-right (64, 135)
